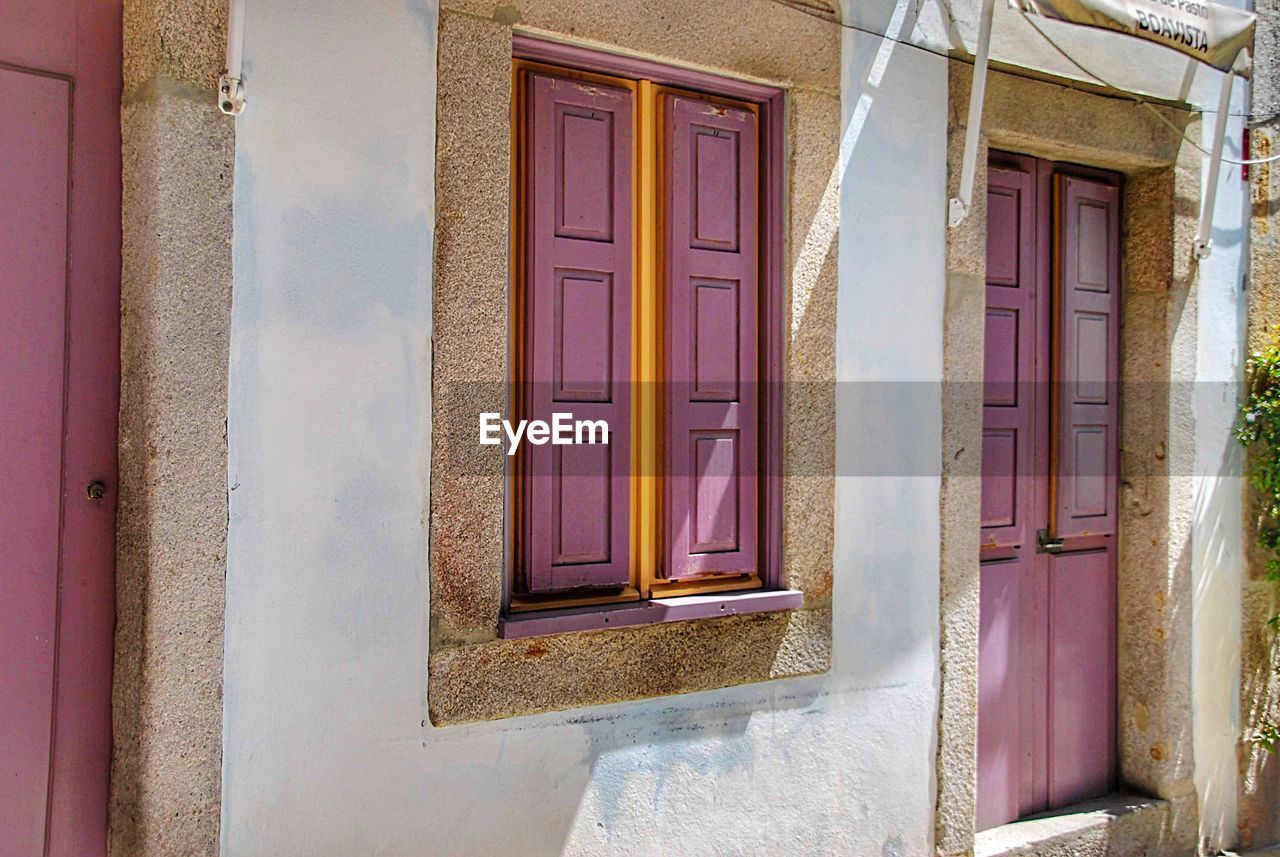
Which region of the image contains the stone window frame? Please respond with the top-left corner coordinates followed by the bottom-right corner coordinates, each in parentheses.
top-left (427, 8), bottom-right (838, 726)
top-left (937, 66), bottom-right (1203, 855)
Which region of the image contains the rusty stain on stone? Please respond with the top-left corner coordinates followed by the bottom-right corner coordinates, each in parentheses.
top-left (1253, 132), bottom-right (1272, 230)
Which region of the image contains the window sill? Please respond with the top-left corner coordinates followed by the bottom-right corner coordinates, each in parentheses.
top-left (498, 589), bottom-right (804, 639)
top-left (975, 794), bottom-right (1172, 857)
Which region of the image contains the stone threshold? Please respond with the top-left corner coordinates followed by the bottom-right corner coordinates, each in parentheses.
top-left (975, 793), bottom-right (1173, 857)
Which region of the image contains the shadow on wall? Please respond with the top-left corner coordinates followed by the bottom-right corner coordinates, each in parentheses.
top-left (1194, 435), bottom-right (1245, 849)
top-left (407, 674), bottom-right (844, 853)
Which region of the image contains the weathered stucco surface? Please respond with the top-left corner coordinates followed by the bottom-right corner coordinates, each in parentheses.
top-left (112, 1), bottom-right (232, 852)
top-left (123, 0), bottom-right (229, 96)
top-left (937, 66), bottom-right (1205, 856)
top-left (428, 0), bottom-right (840, 722)
top-left (222, 0), bottom-right (946, 852)
top-left (431, 608), bottom-right (833, 723)
top-left (937, 66), bottom-right (987, 857)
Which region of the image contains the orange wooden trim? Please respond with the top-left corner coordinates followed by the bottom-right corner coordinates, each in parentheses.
top-left (1049, 173), bottom-right (1063, 538)
top-left (649, 575), bottom-right (763, 598)
top-left (636, 79), bottom-right (659, 598)
top-left (511, 59), bottom-right (638, 96)
top-left (510, 587), bottom-right (643, 613)
top-left (510, 60), bottom-right (527, 592)
top-left (653, 84), bottom-right (760, 117)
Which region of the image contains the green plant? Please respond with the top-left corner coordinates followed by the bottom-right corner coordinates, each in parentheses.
top-left (1239, 326), bottom-right (1280, 749)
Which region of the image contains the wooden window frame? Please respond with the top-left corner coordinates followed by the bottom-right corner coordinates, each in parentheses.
top-left (505, 37), bottom-right (787, 622)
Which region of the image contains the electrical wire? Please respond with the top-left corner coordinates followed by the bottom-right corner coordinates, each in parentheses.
top-left (764, 0), bottom-right (1280, 134)
top-left (1020, 13), bottom-right (1280, 165)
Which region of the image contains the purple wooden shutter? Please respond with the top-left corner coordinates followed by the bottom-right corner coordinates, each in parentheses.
top-left (663, 93), bottom-right (759, 581)
top-left (981, 162), bottom-right (1038, 556)
top-left (523, 71), bottom-right (633, 592)
top-left (1052, 176), bottom-right (1119, 544)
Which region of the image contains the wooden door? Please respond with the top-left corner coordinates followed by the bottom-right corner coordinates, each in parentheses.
top-left (976, 154), bottom-right (1119, 830)
top-left (0, 3), bottom-right (121, 854)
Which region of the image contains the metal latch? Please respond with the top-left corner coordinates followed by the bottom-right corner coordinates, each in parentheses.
top-left (1036, 528), bottom-right (1064, 554)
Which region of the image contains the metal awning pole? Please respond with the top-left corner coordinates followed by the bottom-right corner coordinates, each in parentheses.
top-left (949, 0), bottom-right (997, 228)
top-left (1194, 66), bottom-right (1236, 259)
top-left (219, 0), bottom-right (247, 115)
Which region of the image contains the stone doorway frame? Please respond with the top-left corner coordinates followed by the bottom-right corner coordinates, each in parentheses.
top-left (936, 66), bottom-right (1203, 856)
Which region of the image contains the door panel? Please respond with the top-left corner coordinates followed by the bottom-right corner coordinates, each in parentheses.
top-left (1048, 550), bottom-right (1117, 807)
top-left (0, 4), bottom-right (121, 854)
top-left (0, 65), bottom-right (71, 857)
top-left (977, 557), bottom-right (1032, 830)
top-left (663, 91), bottom-right (759, 581)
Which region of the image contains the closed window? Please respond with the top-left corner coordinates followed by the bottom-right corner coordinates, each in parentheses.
top-left (510, 56), bottom-right (782, 612)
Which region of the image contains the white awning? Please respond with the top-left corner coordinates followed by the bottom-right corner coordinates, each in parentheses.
top-left (947, 0), bottom-right (1256, 258)
top-left (1017, 0), bottom-right (1255, 74)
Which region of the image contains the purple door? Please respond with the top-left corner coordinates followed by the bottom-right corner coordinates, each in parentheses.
top-left (521, 70), bottom-right (633, 592)
top-left (977, 155), bottom-right (1119, 829)
top-left (1, 1), bottom-right (121, 854)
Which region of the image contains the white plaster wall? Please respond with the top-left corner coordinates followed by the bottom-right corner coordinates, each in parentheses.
top-left (1191, 74), bottom-right (1248, 852)
top-left (221, 1), bottom-right (949, 855)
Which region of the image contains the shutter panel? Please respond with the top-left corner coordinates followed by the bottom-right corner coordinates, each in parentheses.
top-left (663, 92), bottom-right (759, 581)
top-left (1052, 176), bottom-right (1119, 543)
top-left (981, 161), bottom-right (1038, 556)
top-left (523, 71), bottom-right (633, 592)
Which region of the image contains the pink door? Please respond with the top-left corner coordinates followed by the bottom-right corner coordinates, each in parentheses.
top-left (1, 3), bottom-right (121, 854)
top-left (977, 154), bottom-right (1119, 830)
